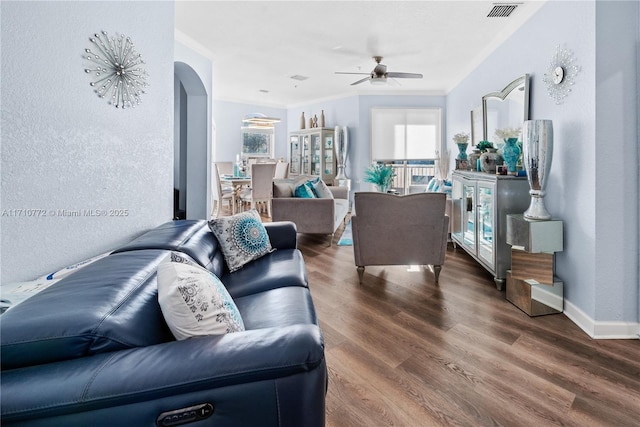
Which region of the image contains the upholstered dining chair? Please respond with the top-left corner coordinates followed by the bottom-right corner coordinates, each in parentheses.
top-left (211, 165), bottom-right (234, 218)
top-left (274, 162), bottom-right (289, 179)
top-left (215, 161), bottom-right (234, 193)
top-left (215, 161), bottom-right (233, 176)
top-left (240, 163), bottom-right (277, 216)
top-left (351, 192), bottom-right (449, 284)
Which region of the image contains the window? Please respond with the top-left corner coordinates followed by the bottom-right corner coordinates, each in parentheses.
top-left (241, 127), bottom-right (274, 158)
top-left (371, 108), bottom-right (442, 160)
top-left (370, 108), bottom-right (443, 194)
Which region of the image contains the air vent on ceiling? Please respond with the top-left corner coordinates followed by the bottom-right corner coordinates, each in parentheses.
top-left (487, 3), bottom-right (519, 17)
top-left (290, 75), bottom-right (309, 81)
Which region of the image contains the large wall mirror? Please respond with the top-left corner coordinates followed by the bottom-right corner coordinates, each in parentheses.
top-left (482, 74), bottom-right (530, 144)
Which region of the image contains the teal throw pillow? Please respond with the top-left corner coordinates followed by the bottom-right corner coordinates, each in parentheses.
top-left (294, 182), bottom-right (316, 198)
top-left (208, 209), bottom-right (274, 272)
top-left (426, 177), bottom-right (438, 192)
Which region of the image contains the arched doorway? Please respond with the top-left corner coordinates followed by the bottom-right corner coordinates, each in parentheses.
top-left (174, 62), bottom-right (209, 219)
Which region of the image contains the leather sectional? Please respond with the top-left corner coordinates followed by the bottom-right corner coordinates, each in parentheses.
top-left (1, 220), bottom-right (326, 426)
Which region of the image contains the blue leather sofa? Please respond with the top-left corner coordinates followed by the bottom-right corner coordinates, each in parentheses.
top-left (1, 220), bottom-right (326, 426)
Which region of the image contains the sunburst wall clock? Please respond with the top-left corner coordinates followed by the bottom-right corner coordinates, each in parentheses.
top-left (543, 45), bottom-right (579, 105)
top-left (84, 31), bottom-right (148, 109)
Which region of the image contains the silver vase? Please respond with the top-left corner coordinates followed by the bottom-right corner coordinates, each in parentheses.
top-left (523, 120), bottom-right (553, 220)
top-left (334, 125), bottom-right (349, 179)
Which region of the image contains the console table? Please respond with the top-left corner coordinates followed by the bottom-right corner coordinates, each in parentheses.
top-left (451, 171), bottom-right (530, 290)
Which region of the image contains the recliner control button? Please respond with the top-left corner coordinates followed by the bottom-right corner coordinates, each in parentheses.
top-left (156, 403), bottom-right (214, 426)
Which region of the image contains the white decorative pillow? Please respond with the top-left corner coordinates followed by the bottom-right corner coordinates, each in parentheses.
top-left (311, 178), bottom-right (334, 199)
top-left (208, 209), bottom-right (274, 272)
top-left (157, 260), bottom-right (245, 340)
top-left (168, 251), bottom-right (198, 266)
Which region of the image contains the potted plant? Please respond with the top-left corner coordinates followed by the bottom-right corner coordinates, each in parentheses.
top-left (364, 163), bottom-right (396, 193)
top-left (476, 140), bottom-right (494, 152)
top-left (453, 132), bottom-right (470, 160)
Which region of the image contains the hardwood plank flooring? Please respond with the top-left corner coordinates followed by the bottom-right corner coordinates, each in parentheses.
top-left (291, 217), bottom-right (640, 427)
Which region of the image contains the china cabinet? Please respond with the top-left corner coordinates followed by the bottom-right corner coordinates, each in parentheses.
top-left (288, 128), bottom-right (336, 182)
top-left (451, 171), bottom-right (529, 290)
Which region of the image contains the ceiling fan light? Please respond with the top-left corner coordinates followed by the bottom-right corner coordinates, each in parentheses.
top-left (370, 77), bottom-right (387, 85)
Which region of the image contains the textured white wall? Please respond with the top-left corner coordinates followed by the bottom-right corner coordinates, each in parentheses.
top-left (1, 1), bottom-right (175, 283)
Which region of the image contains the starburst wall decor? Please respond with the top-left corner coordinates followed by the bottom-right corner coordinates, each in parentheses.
top-left (84, 31), bottom-right (148, 109)
top-left (542, 45), bottom-right (580, 105)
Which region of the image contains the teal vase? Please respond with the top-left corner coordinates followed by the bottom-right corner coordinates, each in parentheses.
top-left (456, 142), bottom-right (468, 160)
top-left (502, 138), bottom-right (520, 173)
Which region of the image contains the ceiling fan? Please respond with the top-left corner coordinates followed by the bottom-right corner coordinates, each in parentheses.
top-left (335, 56), bottom-right (423, 86)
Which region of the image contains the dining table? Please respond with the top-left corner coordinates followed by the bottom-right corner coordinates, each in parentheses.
top-left (220, 175), bottom-right (251, 214)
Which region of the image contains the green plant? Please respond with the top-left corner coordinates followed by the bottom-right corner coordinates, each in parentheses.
top-left (363, 163), bottom-right (396, 190)
top-left (476, 140), bottom-right (494, 152)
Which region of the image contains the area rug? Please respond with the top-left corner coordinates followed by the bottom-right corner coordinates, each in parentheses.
top-left (337, 220), bottom-right (352, 246)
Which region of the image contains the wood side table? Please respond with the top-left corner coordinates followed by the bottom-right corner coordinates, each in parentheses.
top-left (506, 214), bottom-right (564, 316)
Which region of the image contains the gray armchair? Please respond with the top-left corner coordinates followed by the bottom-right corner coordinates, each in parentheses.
top-left (352, 192), bottom-right (449, 284)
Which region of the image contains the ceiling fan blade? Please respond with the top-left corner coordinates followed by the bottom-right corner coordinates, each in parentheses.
top-left (386, 72), bottom-right (423, 79)
top-left (387, 78), bottom-right (402, 87)
top-left (335, 72), bottom-right (370, 75)
top-left (351, 76), bottom-right (372, 86)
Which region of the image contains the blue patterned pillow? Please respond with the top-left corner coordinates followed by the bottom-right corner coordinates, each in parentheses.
top-left (208, 209), bottom-right (274, 272)
top-left (294, 182), bottom-right (316, 198)
top-left (157, 259), bottom-right (245, 339)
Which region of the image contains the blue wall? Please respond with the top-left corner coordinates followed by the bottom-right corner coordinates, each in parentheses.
top-left (207, 1), bottom-right (638, 337)
top-left (446, 1), bottom-right (638, 337)
top-left (213, 101), bottom-right (288, 162)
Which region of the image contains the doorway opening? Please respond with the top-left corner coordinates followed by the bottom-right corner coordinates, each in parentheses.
top-left (174, 62), bottom-right (209, 219)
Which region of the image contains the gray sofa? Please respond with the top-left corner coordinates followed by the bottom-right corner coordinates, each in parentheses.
top-left (272, 177), bottom-right (349, 244)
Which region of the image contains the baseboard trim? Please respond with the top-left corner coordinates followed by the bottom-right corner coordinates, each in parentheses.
top-left (564, 300), bottom-right (640, 339)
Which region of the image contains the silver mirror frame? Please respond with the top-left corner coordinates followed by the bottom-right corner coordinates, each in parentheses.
top-left (482, 74), bottom-right (530, 141)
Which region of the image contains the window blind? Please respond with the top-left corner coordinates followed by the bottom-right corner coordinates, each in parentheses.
top-left (371, 108), bottom-right (442, 160)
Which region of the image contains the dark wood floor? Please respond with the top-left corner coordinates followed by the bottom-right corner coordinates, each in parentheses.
top-left (293, 219), bottom-right (640, 427)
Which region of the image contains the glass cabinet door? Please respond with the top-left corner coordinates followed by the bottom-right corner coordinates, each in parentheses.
top-left (462, 181), bottom-right (476, 251)
top-left (289, 136), bottom-right (300, 174)
top-left (477, 182), bottom-right (495, 267)
top-left (323, 134), bottom-right (334, 177)
top-left (451, 176), bottom-right (463, 242)
top-left (310, 134), bottom-right (321, 175)
top-left (301, 136), bottom-right (310, 175)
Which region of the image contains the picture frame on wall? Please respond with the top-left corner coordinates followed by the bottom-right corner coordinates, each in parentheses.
top-left (470, 107), bottom-right (483, 146)
top-left (241, 127), bottom-right (274, 158)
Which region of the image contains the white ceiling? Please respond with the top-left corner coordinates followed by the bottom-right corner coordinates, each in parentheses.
top-left (175, 1), bottom-right (545, 108)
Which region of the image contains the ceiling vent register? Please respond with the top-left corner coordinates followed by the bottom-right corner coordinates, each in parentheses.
top-left (487, 3), bottom-right (519, 18)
